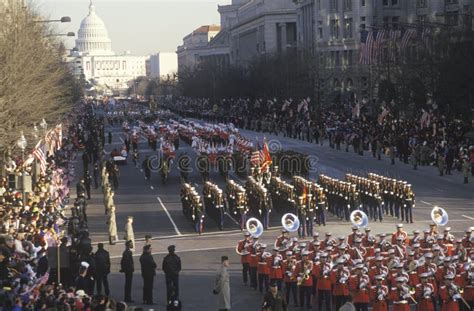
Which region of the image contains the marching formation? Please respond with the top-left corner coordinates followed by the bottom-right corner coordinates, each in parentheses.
top-left (237, 210), bottom-right (474, 311)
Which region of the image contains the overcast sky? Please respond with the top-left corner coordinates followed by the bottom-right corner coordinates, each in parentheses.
top-left (35, 0), bottom-right (231, 55)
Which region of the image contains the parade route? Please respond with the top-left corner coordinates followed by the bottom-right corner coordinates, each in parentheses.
top-left (78, 121), bottom-right (474, 310)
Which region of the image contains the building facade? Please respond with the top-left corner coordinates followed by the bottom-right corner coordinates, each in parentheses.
top-left (149, 52), bottom-right (178, 79)
top-left (298, 0), bottom-right (474, 101)
top-left (177, 25), bottom-right (222, 73)
top-left (177, 0), bottom-right (300, 70)
top-left (228, 0), bottom-right (298, 65)
top-left (66, 1), bottom-right (146, 91)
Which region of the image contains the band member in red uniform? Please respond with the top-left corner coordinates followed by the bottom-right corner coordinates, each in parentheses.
top-left (236, 232), bottom-right (251, 285)
top-left (350, 239), bottom-right (367, 261)
top-left (331, 258), bottom-right (351, 310)
top-left (275, 229), bottom-right (289, 249)
top-left (348, 226), bottom-right (359, 247)
top-left (297, 251), bottom-right (313, 310)
top-left (460, 262), bottom-right (474, 309)
top-left (409, 230), bottom-right (421, 246)
top-left (248, 237), bottom-right (259, 289)
top-left (439, 273), bottom-right (461, 311)
top-left (314, 252), bottom-right (332, 311)
top-left (349, 264), bottom-right (371, 311)
top-left (369, 256), bottom-right (389, 284)
top-left (389, 277), bottom-right (412, 311)
top-left (257, 244), bottom-right (270, 293)
top-left (282, 251), bottom-right (298, 307)
top-left (415, 273), bottom-right (435, 311)
top-left (391, 224), bottom-right (408, 245)
top-left (370, 275), bottom-right (389, 311)
top-left (269, 247), bottom-right (284, 290)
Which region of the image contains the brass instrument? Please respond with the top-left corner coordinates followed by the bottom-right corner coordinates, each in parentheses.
top-left (298, 260), bottom-right (313, 286)
top-left (448, 283), bottom-right (471, 310)
top-left (431, 206), bottom-right (449, 226)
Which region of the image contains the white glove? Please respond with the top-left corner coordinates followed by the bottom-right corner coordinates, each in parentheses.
top-left (403, 293), bottom-right (411, 299)
top-left (453, 294), bottom-right (461, 300)
top-left (377, 295), bottom-right (384, 301)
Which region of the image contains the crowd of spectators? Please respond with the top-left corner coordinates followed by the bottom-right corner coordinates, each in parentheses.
top-left (0, 102), bottom-right (124, 310)
top-left (166, 97), bottom-right (474, 182)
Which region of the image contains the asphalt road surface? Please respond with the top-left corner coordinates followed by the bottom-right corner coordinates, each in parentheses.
top-left (79, 118), bottom-right (474, 311)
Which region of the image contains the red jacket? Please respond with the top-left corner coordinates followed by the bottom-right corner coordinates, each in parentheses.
top-left (237, 240), bottom-right (250, 264)
top-left (349, 275), bottom-right (370, 303)
top-left (269, 255), bottom-right (283, 280)
top-left (415, 283), bottom-right (435, 311)
top-left (369, 285), bottom-right (389, 311)
top-left (330, 268), bottom-right (350, 296)
top-left (389, 287), bottom-right (410, 311)
top-left (439, 285), bottom-right (460, 311)
top-left (314, 263), bottom-right (332, 290)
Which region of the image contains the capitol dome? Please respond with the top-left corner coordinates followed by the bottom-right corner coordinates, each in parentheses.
top-left (75, 1), bottom-right (114, 55)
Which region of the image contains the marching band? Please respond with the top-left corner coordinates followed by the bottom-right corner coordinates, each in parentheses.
top-left (236, 209), bottom-right (474, 311)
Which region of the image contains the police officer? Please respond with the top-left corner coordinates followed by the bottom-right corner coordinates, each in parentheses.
top-left (162, 245), bottom-right (182, 302)
top-left (140, 244), bottom-right (157, 305)
top-left (120, 240), bottom-right (134, 303)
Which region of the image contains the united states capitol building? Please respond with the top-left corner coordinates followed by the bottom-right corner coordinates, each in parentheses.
top-left (66, 2), bottom-right (146, 92)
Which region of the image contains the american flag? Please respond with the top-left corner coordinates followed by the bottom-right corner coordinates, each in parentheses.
top-left (55, 124), bottom-right (63, 150)
top-left (33, 140), bottom-right (47, 174)
top-left (389, 30), bottom-right (401, 61)
top-left (251, 151), bottom-right (261, 166)
top-left (400, 28), bottom-right (417, 50)
top-left (45, 128), bottom-right (57, 156)
top-left (359, 31), bottom-right (376, 65)
top-left (260, 140), bottom-right (272, 172)
top-left (421, 27), bottom-right (431, 50)
top-left (375, 30), bottom-right (386, 63)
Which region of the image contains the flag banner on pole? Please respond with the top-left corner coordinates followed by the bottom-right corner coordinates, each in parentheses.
top-left (33, 140), bottom-right (47, 174)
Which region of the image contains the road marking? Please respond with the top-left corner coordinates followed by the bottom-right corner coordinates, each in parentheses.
top-left (150, 185), bottom-right (154, 190)
top-left (420, 200), bottom-right (433, 206)
top-left (462, 215), bottom-right (474, 220)
top-left (157, 196), bottom-right (182, 236)
top-left (119, 137), bottom-right (124, 143)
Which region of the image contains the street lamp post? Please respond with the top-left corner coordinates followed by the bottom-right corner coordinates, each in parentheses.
top-left (34, 16), bottom-right (71, 23)
top-left (16, 132), bottom-right (27, 201)
top-left (40, 118), bottom-right (48, 134)
top-left (45, 32), bottom-right (75, 38)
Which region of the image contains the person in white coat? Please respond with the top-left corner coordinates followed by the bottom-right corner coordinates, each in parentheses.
top-left (124, 216), bottom-right (135, 252)
top-left (108, 204), bottom-right (118, 245)
top-left (213, 255), bottom-right (231, 311)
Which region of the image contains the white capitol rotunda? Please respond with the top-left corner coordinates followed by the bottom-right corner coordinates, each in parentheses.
top-left (66, 1), bottom-right (146, 92)
top-left (75, 2), bottom-right (113, 56)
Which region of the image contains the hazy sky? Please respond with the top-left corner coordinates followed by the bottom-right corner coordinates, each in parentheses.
top-left (36, 0), bottom-right (231, 55)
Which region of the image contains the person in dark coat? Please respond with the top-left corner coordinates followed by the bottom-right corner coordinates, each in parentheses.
top-left (162, 245), bottom-right (181, 301)
top-left (108, 131), bottom-right (112, 144)
top-left (142, 156), bottom-right (152, 180)
top-left (95, 243), bottom-right (111, 296)
top-left (93, 163), bottom-right (100, 189)
top-left (120, 240), bottom-right (134, 303)
top-left (82, 152), bottom-right (90, 173)
top-left (75, 262), bottom-right (93, 295)
top-left (140, 244), bottom-right (157, 305)
top-left (84, 173), bottom-right (92, 200)
top-left (76, 179), bottom-right (86, 198)
top-left (262, 282), bottom-right (287, 311)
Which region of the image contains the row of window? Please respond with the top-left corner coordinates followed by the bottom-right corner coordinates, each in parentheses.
top-left (320, 50), bottom-right (355, 67)
top-left (315, 0), bottom-right (460, 11)
top-left (327, 18), bottom-right (354, 39)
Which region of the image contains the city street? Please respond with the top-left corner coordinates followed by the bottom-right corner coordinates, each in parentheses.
top-left (81, 121), bottom-right (474, 310)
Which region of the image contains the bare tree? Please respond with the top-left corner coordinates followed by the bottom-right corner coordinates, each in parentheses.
top-left (0, 0), bottom-right (77, 161)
